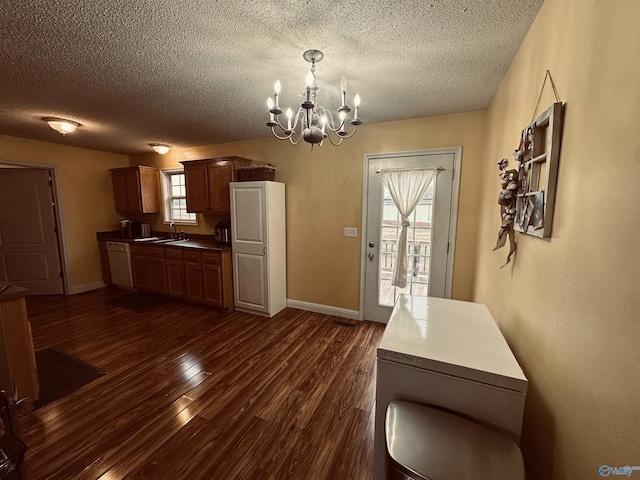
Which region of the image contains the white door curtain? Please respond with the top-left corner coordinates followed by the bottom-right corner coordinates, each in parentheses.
top-left (381, 169), bottom-right (437, 288)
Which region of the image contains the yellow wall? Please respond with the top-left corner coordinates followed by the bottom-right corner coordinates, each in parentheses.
top-left (0, 134), bottom-right (129, 291)
top-left (474, 1), bottom-right (640, 479)
top-left (131, 109), bottom-right (487, 309)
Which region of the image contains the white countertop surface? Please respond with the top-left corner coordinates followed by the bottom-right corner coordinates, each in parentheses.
top-left (377, 295), bottom-right (527, 392)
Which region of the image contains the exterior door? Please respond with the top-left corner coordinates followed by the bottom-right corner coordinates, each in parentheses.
top-left (230, 183), bottom-right (268, 314)
top-left (0, 168), bottom-right (64, 295)
top-left (362, 148), bottom-right (460, 323)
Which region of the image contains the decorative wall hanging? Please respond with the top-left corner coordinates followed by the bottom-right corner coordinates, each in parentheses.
top-left (494, 70), bottom-right (565, 267)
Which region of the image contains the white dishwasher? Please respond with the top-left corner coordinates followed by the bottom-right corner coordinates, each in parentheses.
top-left (106, 241), bottom-right (134, 289)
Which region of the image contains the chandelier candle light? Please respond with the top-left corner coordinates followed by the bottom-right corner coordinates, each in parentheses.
top-left (267, 50), bottom-right (362, 150)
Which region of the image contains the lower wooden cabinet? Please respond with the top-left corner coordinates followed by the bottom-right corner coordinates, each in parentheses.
top-left (203, 263), bottom-right (223, 308)
top-left (131, 254), bottom-right (150, 290)
top-left (132, 244), bottom-right (166, 294)
top-left (184, 250), bottom-right (203, 303)
top-left (0, 293), bottom-right (38, 402)
top-left (165, 247), bottom-right (186, 298)
top-left (148, 257), bottom-right (167, 294)
top-left (98, 242), bottom-right (112, 285)
top-left (130, 243), bottom-right (233, 311)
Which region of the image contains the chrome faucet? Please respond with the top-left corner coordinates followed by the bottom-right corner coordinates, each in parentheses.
top-left (170, 222), bottom-right (176, 238)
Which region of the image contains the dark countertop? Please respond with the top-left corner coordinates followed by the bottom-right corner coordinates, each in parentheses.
top-left (0, 284), bottom-right (28, 303)
top-left (96, 231), bottom-right (232, 252)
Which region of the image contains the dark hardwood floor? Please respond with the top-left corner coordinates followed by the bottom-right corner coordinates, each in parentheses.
top-left (19, 288), bottom-right (385, 479)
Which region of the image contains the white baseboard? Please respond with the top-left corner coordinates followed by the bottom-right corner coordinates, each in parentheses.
top-left (68, 281), bottom-right (106, 295)
top-left (286, 299), bottom-right (360, 321)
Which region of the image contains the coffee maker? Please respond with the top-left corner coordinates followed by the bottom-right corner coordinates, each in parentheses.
top-left (120, 219), bottom-right (141, 238)
top-left (215, 220), bottom-right (231, 244)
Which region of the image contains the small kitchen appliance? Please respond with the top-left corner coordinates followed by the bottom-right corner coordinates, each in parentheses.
top-left (120, 219), bottom-right (141, 239)
top-left (215, 220), bottom-right (231, 244)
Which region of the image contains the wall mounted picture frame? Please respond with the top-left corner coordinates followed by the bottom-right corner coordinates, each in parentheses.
top-left (514, 102), bottom-right (564, 238)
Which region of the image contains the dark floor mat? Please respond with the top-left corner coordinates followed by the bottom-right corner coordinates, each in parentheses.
top-left (34, 348), bottom-right (106, 410)
top-left (105, 292), bottom-right (172, 313)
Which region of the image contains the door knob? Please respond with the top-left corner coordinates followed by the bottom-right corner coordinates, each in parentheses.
top-left (368, 252), bottom-right (375, 260)
top-left (369, 242), bottom-right (375, 248)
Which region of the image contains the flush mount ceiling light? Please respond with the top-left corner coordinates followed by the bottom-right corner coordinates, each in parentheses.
top-left (150, 144), bottom-right (172, 154)
top-left (267, 50), bottom-right (362, 151)
top-left (43, 117), bottom-right (80, 135)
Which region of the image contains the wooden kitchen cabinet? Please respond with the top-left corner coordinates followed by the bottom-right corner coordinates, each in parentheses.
top-left (98, 241), bottom-right (112, 285)
top-left (183, 249), bottom-right (234, 311)
top-left (181, 157), bottom-right (252, 213)
top-left (184, 250), bottom-right (203, 303)
top-left (165, 247), bottom-right (186, 299)
top-left (148, 257), bottom-right (167, 294)
top-left (111, 165), bottom-right (161, 214)
top-left (0, 288), bottom-right (38, 402)
top-left (129, 243), bottom-right (233, 311)
top-left (131, 243), bottom-right (166, 293)
top-left (202, 250), bottom-right (233, 309)
top-left (131, 254), bottom-right (150, 290)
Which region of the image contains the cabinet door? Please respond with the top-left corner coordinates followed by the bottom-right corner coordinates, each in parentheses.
top-left (208, 163), bottom-right (233, 213)
top-left (184, 262), bottom-right (203, 302)
top-left (148, 257), bottom-right (167, 294)
top-left (138, 167), bottom-right (161, 213)
top-left (202, 263), bottom-right (223, 308)
top-left (184, 163), bottom-right (209, 212)
top-left (132, 255), bottom-right (150, 290)
top-left (98, 243), bottom-right (112, 285)
top-left (0, 297), bottom-right (39, 402)
top-left (166, 260), bottom-right (185, 298)
top-left (112, 171), bottom-right (130, 212)
top-left (124, 170), bottom-right (143, 212)
top-left (232, 252), bottom-right (268, 313)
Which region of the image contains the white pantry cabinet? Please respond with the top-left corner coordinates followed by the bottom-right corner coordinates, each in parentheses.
top-left (230, 181), bottom-right (286, 317)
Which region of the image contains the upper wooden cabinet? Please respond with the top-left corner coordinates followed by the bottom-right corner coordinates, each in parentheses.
top-left (180, 157), bottom-right (252, 213)
top-left (111, 165), bottom-right (161, 214)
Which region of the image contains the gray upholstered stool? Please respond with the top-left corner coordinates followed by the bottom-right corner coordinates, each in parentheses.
top-left (385, 400), bottom-right (525, 480)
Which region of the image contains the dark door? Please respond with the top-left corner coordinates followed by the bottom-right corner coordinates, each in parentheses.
top-left (0, 168), bottom-right (64, 294)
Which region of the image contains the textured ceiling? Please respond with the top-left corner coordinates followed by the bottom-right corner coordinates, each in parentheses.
top-left (0, 0), bottom-right (543, 155)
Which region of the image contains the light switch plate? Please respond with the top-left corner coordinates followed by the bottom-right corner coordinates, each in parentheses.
top-left (344, 227), bottom-right (358, 238)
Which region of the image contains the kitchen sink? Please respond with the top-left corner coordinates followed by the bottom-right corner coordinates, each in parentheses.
top-left (152, 238), bottom-right (188, 244)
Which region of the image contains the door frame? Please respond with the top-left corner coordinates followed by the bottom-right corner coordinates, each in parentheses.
top-left (358, 147), bottom-right (462, 320)
top-left (0, 158), bottom-right (69, 294)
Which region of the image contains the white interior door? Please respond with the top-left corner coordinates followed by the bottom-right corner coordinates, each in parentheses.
top-left (0, 168), bottom-right (64, 295)
top-left (361, 148), bottom-right (460, 323)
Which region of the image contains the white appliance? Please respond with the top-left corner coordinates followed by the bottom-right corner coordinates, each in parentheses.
top-left (106, 241), bottom-right (134, 289)
top-left (374, 294), bottom-right (528, 480)
top-left (230, 181), bottom-right (286, 317)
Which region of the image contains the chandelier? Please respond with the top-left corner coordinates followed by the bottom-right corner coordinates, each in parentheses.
top-left (267, 50), bottom-right (362, 150)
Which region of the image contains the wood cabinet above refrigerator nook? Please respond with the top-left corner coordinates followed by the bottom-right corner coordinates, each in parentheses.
top-left (180, 157), bottom-right (252, 214)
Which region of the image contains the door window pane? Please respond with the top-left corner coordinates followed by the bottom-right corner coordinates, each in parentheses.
top-left (378, 184), bottom-right (434, 306)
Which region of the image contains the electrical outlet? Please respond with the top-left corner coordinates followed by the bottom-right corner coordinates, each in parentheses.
top-left (344, 227), bottom-right (358, 238)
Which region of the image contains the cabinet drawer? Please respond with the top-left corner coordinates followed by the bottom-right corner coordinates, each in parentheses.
top-left (148, 246), bottom-right (165, 258)
top-left (165, 247), bottom-right (184, 260)
top-left (201, 251), bottom-right (222, 264)
top-left (130, 244), bottom-right (149, 255)
top-left (183, 250), bottom-right (202, 263)
top-left (130, 244), bottom-right (165, 258)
